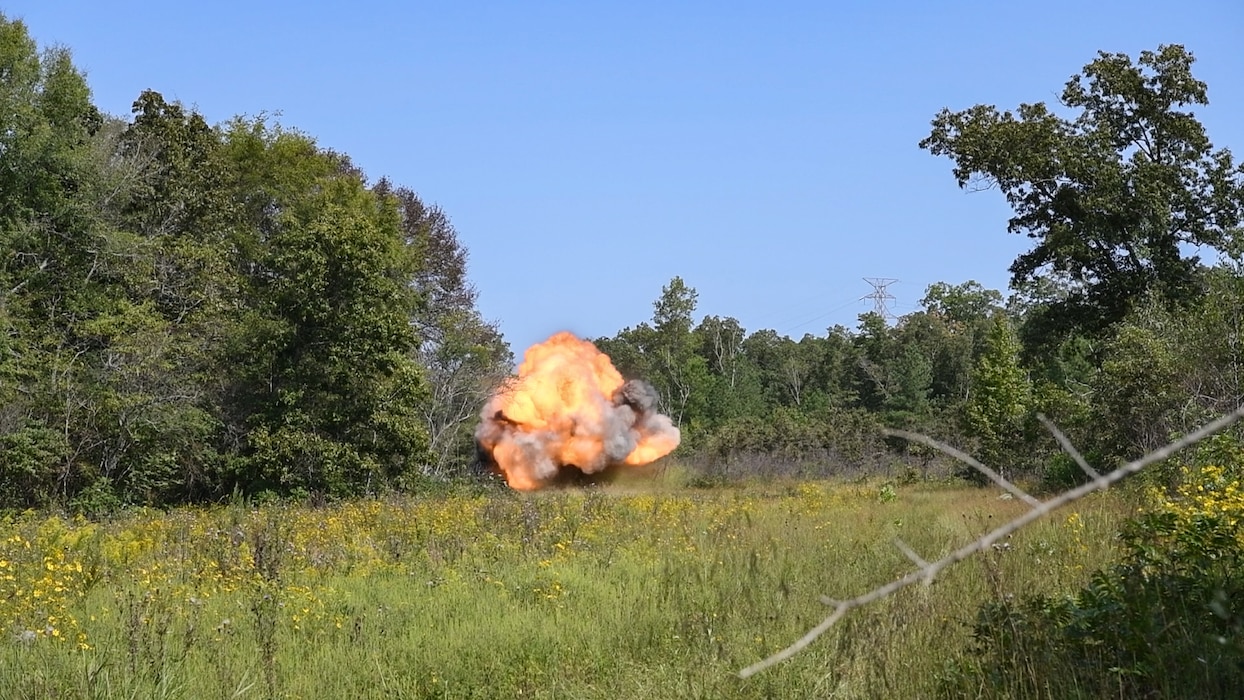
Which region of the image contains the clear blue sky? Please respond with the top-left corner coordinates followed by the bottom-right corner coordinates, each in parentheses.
top-left (9, 1), bottom-right (1243, 354)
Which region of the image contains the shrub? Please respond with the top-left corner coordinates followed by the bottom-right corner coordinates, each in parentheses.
top-left (943, 436), bottom-right (1244, 698)
top-left (0, 424), bottom-right (68, 509)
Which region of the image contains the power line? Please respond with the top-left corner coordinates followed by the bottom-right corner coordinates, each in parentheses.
top-left (778, 297), bottom-right (865, 336)
top-left (752, 284), bottom-right (856, 330)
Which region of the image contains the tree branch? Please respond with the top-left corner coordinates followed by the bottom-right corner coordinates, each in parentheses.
top-left (738, 403), bottom-right (1244, 678)
top-left (882, 429), bottom-right (1040, 507)
top-left (1037, 412), bottom-right (1099, 478)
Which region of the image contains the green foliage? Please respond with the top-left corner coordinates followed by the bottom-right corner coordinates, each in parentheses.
top-left (0, 17), bottom-right (488, 508)
top-left (1038, 452), bottom-right (1089, 493)
top-left (964, 315), bottom-right (1032, 477)
top-left (922, 45), bottom-right (1244, 349)
top-left (885, 342), bottom-right (933, 418)
top-left (946, 441), bottom-right (1244, 698)
top-left (4, 19), bottom-right (1243, 514)
top-left (0, 482), bottom-right (1132, 699)
top-left (1170, 269), bottom-right (1244, 420)
top-left (0, 15), bottom-right (101, 233)
top-left (0, 424), bottom-right (67, 508)
top-left (702, 407), bottom-right (884, 478)
top-left (922, 280), bottom-right (1003, 329)
top-left (877, 481), bottom-right (898, 503)
top-left (68, 477), bottom-right (123, 517)
top-left (649, 276), bottom-right (703, 425)
top-left (1086, 302), bottom-right (1184, 462)
top-left (228, 154), bottom-right (432, 494)
top-left (247, 425), bottom-right (375, 497)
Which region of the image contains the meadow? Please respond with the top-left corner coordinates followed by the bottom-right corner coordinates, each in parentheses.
top-left (0, 475), bottom-right (1128, 699)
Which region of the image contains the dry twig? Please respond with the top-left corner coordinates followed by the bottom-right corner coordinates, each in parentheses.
top-left (738, 404), bottom-right (1244, 678)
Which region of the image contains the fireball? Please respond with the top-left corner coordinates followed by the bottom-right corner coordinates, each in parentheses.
top-left (475, 332), bottom-right (681, 490)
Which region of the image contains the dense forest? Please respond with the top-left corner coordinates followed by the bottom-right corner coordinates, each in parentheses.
top-left (0, 15), bottom-right (511, 509)
top-left (2, 12), bottom-right (1242, 510)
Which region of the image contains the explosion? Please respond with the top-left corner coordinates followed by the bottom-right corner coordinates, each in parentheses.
top-left (475, 331), bottom-right (681, 490)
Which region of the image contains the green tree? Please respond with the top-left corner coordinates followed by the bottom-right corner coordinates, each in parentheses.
top-left (649, 277), bottom-right (705, 426)
top-left (0, 15), bottom-right (110, 506)
top-left (1172, 268), bottom-right (1244, 418)
top-left (805, 325), bottom-right (861, 410)
top-left (852, 312), bottom-right (896, 412)
top-left (894, 310), bottom-right (964, 408)
top-left (921, 281), bottom-right (1003, 329)
top-left (376, 180), bottom-right (512, 477)
top-left (1087, 301), bottom-right (1184, 462)
top-left (595, 279), bottom-right (712, 441)
top-left (87, 91), bottom-right (241, 502)
top-left (695, 315), bottom-right (746, 390)
top-left (965, 315), bottom-right (1032, 475)
top-left (691, 315), bottom-right (767, 426)
top-left (885, 341), bottom-right (934, 420)
top-left (739, 329), bottom-right (787, 409)
top-left (593, 326), bottom-right (656, 383)
top-left (921, 45), bottom-right (1244, 350)
top-left (913, 281), bottom-right (1006, 409)
top-left (222, 122), bottom-right (430, 496)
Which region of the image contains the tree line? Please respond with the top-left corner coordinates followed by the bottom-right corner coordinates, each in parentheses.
top-left (0, 15), bottom-right (511, 510)
top-left (598, 44), bottom-right (1244, 485)
top-left (2, 13), bottom-right (1241, 510)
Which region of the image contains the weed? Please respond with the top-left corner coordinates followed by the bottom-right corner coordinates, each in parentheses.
top-left (0, 481), bottom-right (1130, 698)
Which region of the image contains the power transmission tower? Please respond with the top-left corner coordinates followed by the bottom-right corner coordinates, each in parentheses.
top-left (862, 278), bottom-right (898, 319)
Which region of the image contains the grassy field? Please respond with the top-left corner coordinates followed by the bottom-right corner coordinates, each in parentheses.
top-left (0, 476), bottom-right (1130, 699)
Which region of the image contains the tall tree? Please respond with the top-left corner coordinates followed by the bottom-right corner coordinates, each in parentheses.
top-left (375, 179), bottom-right (512, 477)
top-left (649, 277), bottom-right (705, 425)
top-left (695, 315), bottom-right (745, 390)
top-left (965, 315), bottom-right (1032, 474)
top-left (85, 91), bottom-right (239, 502)
top-left (852, 312), bottom-right (896, 411)
top-left (222, 122), bottom-right (430, 496)
top-left (691, 315), bottom-right (767, 426)
top-left (885, 335), bottom-right (934, 420)
top-left (921, 281), bottom-right (1003, 330)
top-left (0, 15), bottom-right (108, 506)
top-left (921, 45), bottom-right (1244, 349)
top-left (918, 281), bottom-right (1005, 403)
top-left (807, 325), bottom-right (861, 410)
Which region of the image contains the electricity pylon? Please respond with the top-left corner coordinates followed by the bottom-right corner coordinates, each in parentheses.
top-left (862, 277), bottom-right (898, 319)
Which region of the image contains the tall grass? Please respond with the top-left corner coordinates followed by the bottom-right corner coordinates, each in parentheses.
top-left (0, 478), bottom-right (1128, 698)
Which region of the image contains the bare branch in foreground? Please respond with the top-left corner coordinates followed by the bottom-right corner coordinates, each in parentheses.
top-left (893, 538), bottom-right (930, 575)
top-left (1037, 413), bottom-right (1100, 479)
top-left (882, 429), bottom-right (1041, 507)
top-left (738, 404), bottom-right (1244, 679)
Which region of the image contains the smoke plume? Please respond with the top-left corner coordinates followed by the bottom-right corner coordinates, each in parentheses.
top-left (475, 331), bottom-right (681, 490)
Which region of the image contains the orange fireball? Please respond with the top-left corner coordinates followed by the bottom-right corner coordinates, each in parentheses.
top-left (475, 331), bottom-right (680, 490)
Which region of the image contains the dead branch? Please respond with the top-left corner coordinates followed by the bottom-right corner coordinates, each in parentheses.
top-left (882, 429), bottom-right (1040, 507)
top-left (738, 403), bottom-right (1244, 679)
top-left (1037, 412), bottom-right (1099, 479)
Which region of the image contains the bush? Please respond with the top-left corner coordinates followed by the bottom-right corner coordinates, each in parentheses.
top-left (942, 436), bottom-right (1244, 698)
top-left (0, 424), bottom-right (69, 509)
top-left (698, 407), bottom-right (888, 479)
top-left (1038, 452), bottom-right (1090, 493)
